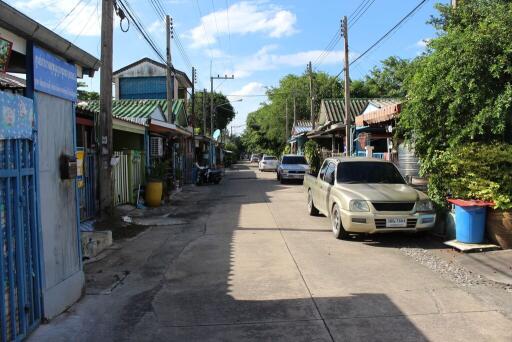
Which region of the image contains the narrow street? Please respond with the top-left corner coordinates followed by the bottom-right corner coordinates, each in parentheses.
top-left (30, 162), bottom-right (512, 342)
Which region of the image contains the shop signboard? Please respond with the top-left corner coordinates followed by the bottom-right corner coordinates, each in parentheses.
top-left (33, 46), bottom-right (77, 101)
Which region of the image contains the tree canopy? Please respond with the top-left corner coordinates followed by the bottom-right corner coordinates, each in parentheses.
top-left (241, 57), bottom-right (411, 155)
top-left (191, 91), bottom-right (235, 135)
top-left (399, 0), bottom-right (512, 163)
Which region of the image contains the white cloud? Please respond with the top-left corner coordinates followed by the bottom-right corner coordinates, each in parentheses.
top-left (147, 20), bottom-right (164, 35)
top-left (187, 1), bottom-right (297, 48)
top-left (231, 82), bottom-right (266, 98)
top-left (14, 0), bottom-right (101, 36)
top-left (231, 45), bottom-right (357, 78)
top-left (416, 38), bottom-right (431, 48)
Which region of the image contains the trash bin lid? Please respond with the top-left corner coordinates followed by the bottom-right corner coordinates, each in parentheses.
top-left (447, 198), bottom-right (494, 207)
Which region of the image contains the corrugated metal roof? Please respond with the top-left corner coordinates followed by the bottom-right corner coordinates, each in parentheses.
top-left (320, 99), bottom-right (369, 124)
top-left (78, 99), bottom-right (184, 119)
top-left (0, 73), bottom-right (26, 88)
top-left (292, 120), bottom-right (313, 135)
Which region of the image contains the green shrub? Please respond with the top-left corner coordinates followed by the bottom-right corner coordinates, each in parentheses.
top-left (304, 140), bottom-right (321, 174)
top-left (429, 143), bottom-right (512, 209)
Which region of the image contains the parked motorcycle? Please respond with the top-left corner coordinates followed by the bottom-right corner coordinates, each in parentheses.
top-left (195, 164), bottom-right (223, 185)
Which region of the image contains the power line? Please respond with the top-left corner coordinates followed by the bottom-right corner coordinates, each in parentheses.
top-left (72, 0), bottom-right (99, 43)
top-left (350, 0), bottom-right (429, 67)
top-left (117, 0), bottom-right (166, 63)
top-left (53, 0), bottom-right (88, 31)
top-left (349, 0), bottom-right (377, 29)
top-left (348, 0), bottom-right (371, 19)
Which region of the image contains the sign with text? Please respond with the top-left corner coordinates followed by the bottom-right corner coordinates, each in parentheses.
top-left (33, 46), bottom-right (77, 102)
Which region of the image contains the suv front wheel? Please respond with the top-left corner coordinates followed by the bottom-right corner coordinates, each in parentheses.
top-left (331, 204), bottom-right (349, 240)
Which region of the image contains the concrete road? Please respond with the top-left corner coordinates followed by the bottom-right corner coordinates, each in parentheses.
top-left (30, 162), bottom-right (512, 342)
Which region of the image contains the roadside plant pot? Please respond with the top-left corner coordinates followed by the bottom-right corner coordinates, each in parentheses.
top-left (145, 180), bottom-right (163, 207)
top-left (486, 209), bottom-right (512, 249)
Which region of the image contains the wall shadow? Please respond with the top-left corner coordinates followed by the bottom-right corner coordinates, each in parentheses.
top-left (139, 162), bottom-right (429, 342)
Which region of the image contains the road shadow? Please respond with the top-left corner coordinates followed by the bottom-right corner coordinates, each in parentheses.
top-left (124, 162), bottom-right (431, 342)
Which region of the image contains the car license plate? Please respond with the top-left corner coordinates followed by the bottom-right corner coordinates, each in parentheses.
top-left (386, 218), bottom-right (407, 227)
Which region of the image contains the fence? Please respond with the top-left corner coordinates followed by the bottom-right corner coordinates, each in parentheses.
top-left (112, 150), bottom-right (145, 206)
top-left (1, 139), bottom-right (42, 341)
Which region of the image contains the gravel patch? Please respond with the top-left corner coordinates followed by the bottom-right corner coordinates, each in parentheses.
top-left (400, 247), bottom-right (512, 292)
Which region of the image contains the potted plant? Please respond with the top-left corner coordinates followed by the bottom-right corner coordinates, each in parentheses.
top-left (145, 159), bottom-right (169, 207)
top-left (430, 143), bottom-right (512, 247)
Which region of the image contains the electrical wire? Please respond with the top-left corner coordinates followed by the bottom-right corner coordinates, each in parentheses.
top-left (350, 0), bottom-right (429, 67)
top-left (117, 0), bottom-right (166, 64)
top-left (53, 0), bottom-right (88, 31)
top-left (349, 0), bottom-right (377, 29)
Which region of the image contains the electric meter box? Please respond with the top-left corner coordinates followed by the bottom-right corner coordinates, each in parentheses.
top-left (60, 154), bottom-right (77, 180)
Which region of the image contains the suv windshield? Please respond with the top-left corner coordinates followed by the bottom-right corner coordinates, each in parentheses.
top-left (282, 156), bottom-right (307, 164)
top-left (263, 156), bottom-right (277, 160)
top-left (337, 162), bottom-right (405, 184)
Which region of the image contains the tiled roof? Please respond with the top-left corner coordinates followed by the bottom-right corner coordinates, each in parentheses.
top-left (292, 120), bottom-right (313, 135)
top-left (0, 73), bottom-right (26, 88)
top-left (319, 98), bottom-right (402, 124)
top-left (320, 99), bottom-right (369, 124)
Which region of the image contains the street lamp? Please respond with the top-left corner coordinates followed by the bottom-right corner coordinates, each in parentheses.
top-left (212, 98), bottom-right (242, 134)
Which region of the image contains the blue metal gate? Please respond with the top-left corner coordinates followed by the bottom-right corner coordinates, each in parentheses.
top-left (78, 148), bottom-right (96, 221)
top-left (0, 139), bottom-right (42, 342)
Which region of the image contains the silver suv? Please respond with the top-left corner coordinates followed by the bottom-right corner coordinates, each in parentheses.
top-left (277, 155), bottom-right (310, 183)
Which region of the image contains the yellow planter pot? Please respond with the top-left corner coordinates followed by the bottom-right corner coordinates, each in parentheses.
top-left (145, 181), bottom-right (163, 207)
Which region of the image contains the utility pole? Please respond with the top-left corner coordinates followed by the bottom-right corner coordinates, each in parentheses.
top-left (210, 74), bottom-right (235, 136)
top-left (191, 67), bottom-right (196, 129)
top-left (99, 0), bottom-right (114, 215)
top-left (452, 0), bottom-right (457, 8)
top-left (166, 15), bottom-right (173, 122)
top-left (308, 61), bottom-right (315, 129)
top-left (285, 99), bottom-right (289, 142)
top-left (202, 89), bottom-right (207, 135)
top-left (342, 16), bottom-right (352, 157)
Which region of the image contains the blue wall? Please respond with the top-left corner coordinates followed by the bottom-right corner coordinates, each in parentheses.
top-left (119, 76), bottom-right (173, 100)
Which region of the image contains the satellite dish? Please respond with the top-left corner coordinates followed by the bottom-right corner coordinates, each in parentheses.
top-left (213, 129), bottom-right (221, 141)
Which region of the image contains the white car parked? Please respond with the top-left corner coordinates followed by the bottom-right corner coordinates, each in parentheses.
top-left (259, 155), bottom-right (279, 171)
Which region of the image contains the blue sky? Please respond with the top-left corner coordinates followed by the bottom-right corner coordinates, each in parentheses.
top-left (8, 0), bottom-right (449, 134)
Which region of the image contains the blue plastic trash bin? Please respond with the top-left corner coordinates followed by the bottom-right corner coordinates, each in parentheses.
top-left (455, 205), bottom-right (486, 243)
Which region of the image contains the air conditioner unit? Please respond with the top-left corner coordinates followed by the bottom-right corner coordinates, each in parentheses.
top-left (150, 137), bottom-right (163, 157)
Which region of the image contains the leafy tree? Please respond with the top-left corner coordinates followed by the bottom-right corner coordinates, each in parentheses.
top-left (399, 0), bottom-right (512, 164)
top-left (361, 56), bottom-right (411, 98)
top-left (242, 71), bottom-right (342, 155)
top-left (398, 0), bottom-right (512, 206)
top-left (191, 91), bottom-right (235, 135)
top-left (77, 81), bottom-right (99, 101)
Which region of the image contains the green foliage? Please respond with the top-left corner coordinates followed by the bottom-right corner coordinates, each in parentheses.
top-left (241, 72), bottom-right (342, 155)
top-left (399, 0), bottom-right (512, 163)
top-left (304, 140), bottom-right (321, 175)
top-left (77, 81), bottom-right (99, 101)
top-left (282, 145), bottom-right (291, 156)
top-left (351, 57), bottom-right (412, 98)
top-left (429, 143), bottom-right (512, 210)
top-left (192, 91), bottom-right (235, 134)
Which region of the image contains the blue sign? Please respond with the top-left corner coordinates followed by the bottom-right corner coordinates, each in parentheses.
top-left (33, 46), bottom-right (77, 101)
top-left (0, 91), bottom-right (34, 140)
